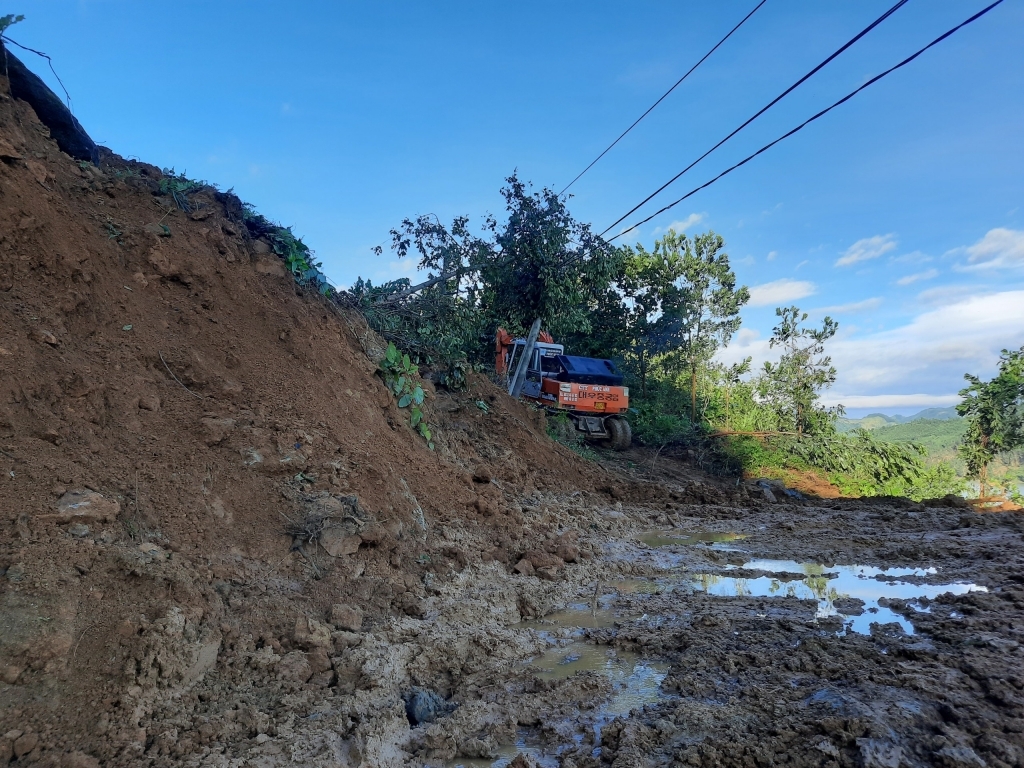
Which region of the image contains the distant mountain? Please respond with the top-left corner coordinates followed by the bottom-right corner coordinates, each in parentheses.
top-left (837, 406), bottom-right (960, 433)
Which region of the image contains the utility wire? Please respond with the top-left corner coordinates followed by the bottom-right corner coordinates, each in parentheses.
top-left (607, 0), bottom-right (1005, 242)
top-left (600, 0), bottom-right (911, 237)
top-left (559, 0), bottom-right (767, 197)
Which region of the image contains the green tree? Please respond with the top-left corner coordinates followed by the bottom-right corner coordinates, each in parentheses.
top-left (615, 238), bottom-right (686, 397)
top-left (667, 231), bottom-right (749, 422)
top-left (957, 346), bottom-right (1024, 497)
top-left (363, 174), bottom-right (620, 357)
top-left (758, 306), bottom-right (841, 436)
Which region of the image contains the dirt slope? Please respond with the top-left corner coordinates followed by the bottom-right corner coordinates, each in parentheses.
top-left (0, 68), bottom-right (677, 765)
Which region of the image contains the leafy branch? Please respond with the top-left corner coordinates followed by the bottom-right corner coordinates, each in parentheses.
top-left (380, 342), bottom-right (434, 448)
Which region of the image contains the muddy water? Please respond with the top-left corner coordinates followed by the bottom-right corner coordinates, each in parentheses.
top-left (692, 559), bottom-right (988, 635)
top-left (637, 531), bottom-right (989, 635)
top-left (637, 530), bottom-right (748, 548)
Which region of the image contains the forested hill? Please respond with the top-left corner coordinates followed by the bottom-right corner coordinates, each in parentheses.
top-left (837, 406), bottom-right (960, 433)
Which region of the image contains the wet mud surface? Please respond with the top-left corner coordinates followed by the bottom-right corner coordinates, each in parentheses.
top-left (434, 500), bottom-right (1024, 768)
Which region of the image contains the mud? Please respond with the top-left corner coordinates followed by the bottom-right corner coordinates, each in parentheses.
top-left (1, 64), bottom-right (1024, 768)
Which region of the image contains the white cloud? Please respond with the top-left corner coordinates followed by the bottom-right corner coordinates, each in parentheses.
top-left (896, 268), bottom-right (938, 286)
top-left (747, 278), bottom-right (816, 307)
top-left (813, 297), bottom-right (882, 314)
top-left (766, 251), bottom-right (778, 261)
top-left (890, 250), bottom-right (932, 265)
top-left (835, 233), bottom-right (897, 267)
top-left (655, 212), bottom-right (706, 235)
top-left (828, 290), bottom-right (1024, 391)
top-left (819, 393), bottom-right (959, 409)
top-left (916, 284), bottom-right (979, 306)
top-left (961, 228), bottom-right (1024, 270)
top-left (719, 290), bottom-right (1024, 404)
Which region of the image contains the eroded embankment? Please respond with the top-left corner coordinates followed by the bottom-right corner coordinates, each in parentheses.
top-left (0, 64), bottom-right (749, 767)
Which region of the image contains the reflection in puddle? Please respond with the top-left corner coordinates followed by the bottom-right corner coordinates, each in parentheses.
top-left (529, 641), bottom-right (668, 704)
top-left (693, 560), bottom-right (987, 634)
top-left (445, 732), bottom-right (558, 768)
top-left (639, 530), bottom-right (748, 548)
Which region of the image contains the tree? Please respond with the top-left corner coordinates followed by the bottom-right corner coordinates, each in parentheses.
top-left (662, 231), bottom-right (749, 422)
top-left (957, 346), bottom-right (1024, 498)
top-left (758, 306), bottom-right (841, 436)
top-left (479, 175), bottom-right (619, 340)
top-left (614, 238), bottom-right (687, 397)
top-left (362, 174), bottom-right (620, 358)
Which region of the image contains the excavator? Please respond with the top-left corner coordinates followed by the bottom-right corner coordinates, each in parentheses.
top-left (496, 326), bottom-right (632, 450)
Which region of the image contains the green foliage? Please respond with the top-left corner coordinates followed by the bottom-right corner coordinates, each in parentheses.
top-left (957, 346), bottom-right (1024, 494)
top-left (242, 203), bottom-right (331, 295)
top-left (758, 306), bottom-right (841, 436)
top-left (358, 173), bottom-right (618, 362)
top-left (546, 411), bottom-right (598, 460)
top-left (379, 343), bottom-right (433, 447)
top-left (0, 14), bottom-right (24, 35)
top-left (158, 169), bottom-right (211, 213)
top-left (438, 360), bottom-right (470, 392)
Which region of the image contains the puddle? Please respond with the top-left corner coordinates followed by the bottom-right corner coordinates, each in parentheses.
top-left (445, 734), bottom-right (558, 768)
top-left (692, 560), bottom-right (987, 634)
top-left (639, 530), bottom-right (748, 548)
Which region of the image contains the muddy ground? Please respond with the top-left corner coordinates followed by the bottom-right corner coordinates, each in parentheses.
top-left (6, 466), bottom-right (1023, 768)
top-left (2, 52), bottom-right (1024, 768)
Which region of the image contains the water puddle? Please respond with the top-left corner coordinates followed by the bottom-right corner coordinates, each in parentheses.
top-left (638, 530), bottom-right (748, 548)
top-left (692, 560), bottom-right (987, 634)
top-left (445, 734), bottom-right (558, 768)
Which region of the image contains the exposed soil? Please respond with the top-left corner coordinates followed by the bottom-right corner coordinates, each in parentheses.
top-left (2, 70), bottom-right (1023, 768)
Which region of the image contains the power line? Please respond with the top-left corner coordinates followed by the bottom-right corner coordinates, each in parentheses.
top-left (607, 0), bottom-right (1006, 243)
top-left (600, 0), bottom-right (911, 237)
top-left (559, 0), bottom-right (767, 197)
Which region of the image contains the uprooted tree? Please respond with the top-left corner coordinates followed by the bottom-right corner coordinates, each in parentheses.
top-left (351, 174), bottom-right (620, 362)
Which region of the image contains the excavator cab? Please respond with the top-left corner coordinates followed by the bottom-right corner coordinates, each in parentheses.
top-left (498, 332), bottom-right (632, 450)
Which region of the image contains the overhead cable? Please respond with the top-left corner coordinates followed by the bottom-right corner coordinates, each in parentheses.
top-left (599, 0), bottom-right (912, 237)
top-left (606, 0), bottom-right (1006, 242)
top-left (559, 0), bottom-right (767, 196)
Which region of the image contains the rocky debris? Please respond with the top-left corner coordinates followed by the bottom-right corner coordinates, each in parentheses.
top-left (509, 753), bottom-right (540, 768)
top-left (330, 603), bottom-right (363, 632)
top-left (320, 527), bottom-right (361, 557)
top-left (61, 751), bottom-right (100, 768)
top-left (50, 490), bottom-right (120, 524)
top-left (513, 558), bottom-right (535, 577)
top-left (404, 687), bottom-right (457, 726)
top-left (293, 616), bottom-right (332, 650)
top-left (276, 651), bottom-right (312, 683)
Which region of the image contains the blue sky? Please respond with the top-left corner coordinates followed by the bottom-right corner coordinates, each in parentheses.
top-left (10, 0), bottom-right (1024, 415)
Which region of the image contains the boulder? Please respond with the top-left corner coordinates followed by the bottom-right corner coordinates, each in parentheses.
top-left (329, 604), bottom-right (363, 632)
top-left (54, 490), bottom-right (120, 524)
top-left (293, 616), bottom-right (332, 650)
top-left (320, 528), bottom-right (361, 557)
top-left (404, 687), bottom-right (456, 725)
top-left (276, 651), bottom-right (312, 683)
top-left (512, 558), bottom-right (534, 577)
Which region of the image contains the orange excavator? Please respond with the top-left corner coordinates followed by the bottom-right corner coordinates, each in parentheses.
top-left (496, 327), bottom-right (632, 450)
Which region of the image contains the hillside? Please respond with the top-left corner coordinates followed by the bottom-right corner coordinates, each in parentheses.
top-left (836, 405), bottom-right (960, 433)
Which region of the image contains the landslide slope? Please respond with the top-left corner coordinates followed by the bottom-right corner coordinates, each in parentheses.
top-left (0, 68), bottom-right (630, 764)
